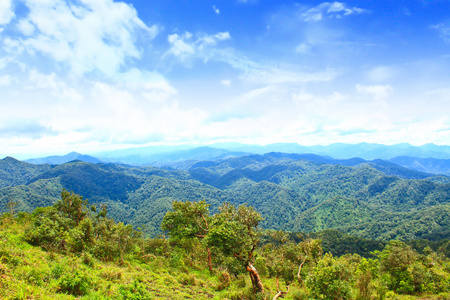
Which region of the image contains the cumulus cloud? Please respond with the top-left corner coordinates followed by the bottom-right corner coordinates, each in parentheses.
top-left (0, 0), bottom-right (14, 25)
top-left (165, 31), bottom-right (231, 64)
top-left (19, 0), bottom-right (159, 77)
top-left (213, 5), bottom-right (220, 15)
top-left (166, 32), bottom-right (195, 60)
top-left (300, 2), bottom-right (367, 22)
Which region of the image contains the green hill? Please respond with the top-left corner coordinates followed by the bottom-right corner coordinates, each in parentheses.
top-left (1, 154), bottom-right (450, 240)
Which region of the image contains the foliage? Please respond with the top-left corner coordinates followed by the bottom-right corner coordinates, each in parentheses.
top-left (206, 203), bottom-right (262, 261)
top-left (2, 199), bottom-right (450, 299)
top-left (23, 190), bottom-right (139, 262)
top-left (161, 200), bottom-right (211, 241)
top-left (307, 253), bottom-right (353, 300)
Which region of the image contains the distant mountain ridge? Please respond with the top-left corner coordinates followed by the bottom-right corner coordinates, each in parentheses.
top-left (25, 151), bottom-right (102, 165)
top-left (21, 143), bottom-right (450, 176)
top-left (209, 142), bottom-right (450, 160)
top-left (389, 156), bottom-right (450, 176)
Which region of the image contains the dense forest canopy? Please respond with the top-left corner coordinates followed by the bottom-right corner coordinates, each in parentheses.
top-left (1, 154), bottom-right (449, 240)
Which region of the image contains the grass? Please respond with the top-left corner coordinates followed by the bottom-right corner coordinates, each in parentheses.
top-left (0, 216), bottom-right (250, 299)
top-left (1, 215), bottom-right (449, 299)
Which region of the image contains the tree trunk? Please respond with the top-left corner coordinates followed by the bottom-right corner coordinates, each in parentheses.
top-left (273, 277), bottom-right (290, 300)
top-left (297, 257), bottom-right (307, 285)
top-left (246, 262), bottom-right (264, 293)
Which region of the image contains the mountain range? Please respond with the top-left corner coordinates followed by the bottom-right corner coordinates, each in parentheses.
top-left (2, 150), bottom-right (450, 240)
top-left (23, 142), bottom-right (450, 176)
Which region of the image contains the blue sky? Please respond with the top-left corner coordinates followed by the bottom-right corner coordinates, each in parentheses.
top-left (1, 0), bottom-right (449, 158)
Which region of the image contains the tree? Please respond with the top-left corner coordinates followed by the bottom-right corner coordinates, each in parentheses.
top-left (161, 200), bottom-right (213, 271)
top-left (355, 257), bottom-right (379, 300)
top-left (54, 189), bottom-right (89, 226)
top-left (307, 253), bottom-right (353, 300)
top-left (6, 197), bottom-right (18, 216)
top-left (378, 240), bottom-right (417, 294)
top-left (263, 231), bottom-right (322, 299)
top-left (205, 203), bottom-right (265, 293)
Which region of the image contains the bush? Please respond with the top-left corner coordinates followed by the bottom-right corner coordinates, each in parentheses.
top-left (56, 270), bottom-right (90, 296)
top-left (118, 279), bottom-right (152, 300)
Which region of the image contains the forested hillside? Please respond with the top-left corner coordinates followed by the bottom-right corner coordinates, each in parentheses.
top-left (1, 154), bottom-right (450, 240)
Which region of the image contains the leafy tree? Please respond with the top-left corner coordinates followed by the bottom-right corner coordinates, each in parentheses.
top-left (205, 203), bottom-right (265, 293)
top-left (92, 216), bottom-right (136, 261)
top-left (307, 253), bottom-right (353, 300)
top-left (355, 257), bottom-right (379, 300)
top-left (378, 240), bottom-right (417, 294)
top-left (262, 231), bottom-right (323, 299)
top-left (23, 190), bottom-right (139, 262)
top-left (161, 200), bottom-right (213, 271)
top-left (54, 189), bottom-right (89, 226)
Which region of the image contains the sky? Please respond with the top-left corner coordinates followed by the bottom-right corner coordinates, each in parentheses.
top-left (1, 0), bottom-right (450, 158)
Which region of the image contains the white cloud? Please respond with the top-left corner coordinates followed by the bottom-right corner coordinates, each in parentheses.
top-left (356, 84), bottom-right (393, 99)
top-left (300, 2), bottom-right (367, 22)
top-left (0, 64), bottom-right (178, 146)
top-left (213, 5), bottom-right (220, 15)
top-left (118, 68), bottom-right (178, 103)
top-left (0, 0), bottom-right (14, 25)
top-left (224, 54), bottom-right (339, 84)
top-left (28, 69), bottom-right (59, 90)
top-left (17, 19), bottom-right (35, 36)
top-left (214, 32), bottom-right (230, 41)
top-left (165, 31), bottom-right (231, 64)
top-left (2, 37), bottom-right (24, 54)
top-left (164, 26), bottom-right (334, 87)
top-left (19, 0), bottom-right (159, 77)
top-left (166, 32), bottom-right (196, 61)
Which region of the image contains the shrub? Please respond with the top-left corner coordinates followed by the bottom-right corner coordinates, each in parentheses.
top-left (118, 279), bottom-right (152, 300)
top-left (56, 270), bottom-right (90, 296)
